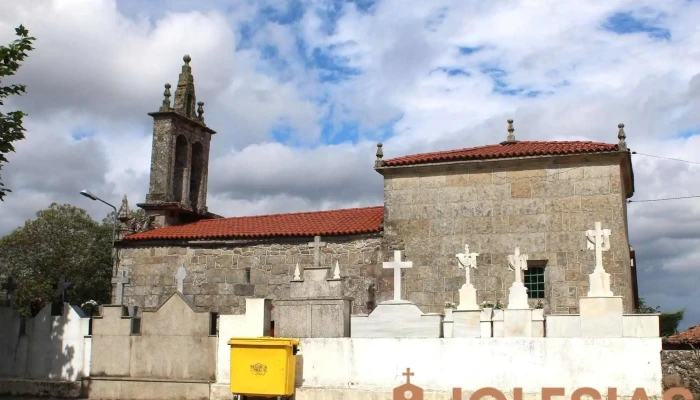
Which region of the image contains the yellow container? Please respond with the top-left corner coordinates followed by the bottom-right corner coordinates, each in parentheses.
top-left (228, 337), bottom-right (300, 397)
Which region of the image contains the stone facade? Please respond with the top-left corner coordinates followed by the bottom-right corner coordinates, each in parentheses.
top-left (379, 153), bottom-right (635, 314)
top-left (661, 349), bottom-right (700, 398)
top-left (116, 235), bottom-right (387, 315)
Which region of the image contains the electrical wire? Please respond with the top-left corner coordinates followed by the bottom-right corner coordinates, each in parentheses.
top-left (632, 152), bottom-right (700, 165)
top-left (628, 195), bottom-right (700, 203)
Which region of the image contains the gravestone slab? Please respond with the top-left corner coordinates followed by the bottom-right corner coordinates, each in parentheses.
top-left (480, 308), bottom-right (493, 337)
top-left (492, 309), bottom-right (504, 337)
top-left (532, 309), bottom-right (545, 337)
top-left (274, 247), bottom-right (352, 338)
top-left (276, 298), bottom-right (351, 338)
top-left (545, 315), bottom-right (581, 337)
top-left (580, 296), bottom-right (623, 337)
top-left (350, 300), bottom-right (443, 338)
top-left (452, 310), bottom-right (481, 337)
top-left (503, 309), bottom-right (533, 337)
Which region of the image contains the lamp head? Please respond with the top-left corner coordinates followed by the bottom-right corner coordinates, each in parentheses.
top-left (80, 190), bottom-right (98, 201)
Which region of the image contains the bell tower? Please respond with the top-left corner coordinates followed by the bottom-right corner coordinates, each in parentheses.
top-left (138, 55), bottom-right (220, 228)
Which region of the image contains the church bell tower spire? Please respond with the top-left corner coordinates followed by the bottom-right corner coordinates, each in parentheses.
top-left (138, 55), bottom-right (220, 228)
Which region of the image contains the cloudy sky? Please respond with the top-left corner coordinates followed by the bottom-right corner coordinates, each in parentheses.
top-left (1, 0), bottom-right (699, 330)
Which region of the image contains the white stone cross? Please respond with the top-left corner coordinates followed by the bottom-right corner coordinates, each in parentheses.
top-left (383, 250), bottom-right (412, 301)
top-left (456, 244), bottom-right (479, 286)
top-left (175, 265), bottom-right (188, 294)
top-left (308, 235), bottom-right (327, 268)
top-left (293, 263), bottom-right (301, 281)
top-left (586, 221), bottom-right (611, 272)
top-left (111, 270), bottom-right (130, 305)
top-left (332, 260), bottom-right (341, 279)
top-left (507, 247), bottom-right (529, 283)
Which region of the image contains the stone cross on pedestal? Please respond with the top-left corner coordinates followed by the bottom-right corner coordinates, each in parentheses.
top-left (2, 276), bottom-right (17, 307)
top-left (586, 222), bottom-right (613, 297)
top-left (456, 244), bottom-right (480, 310)
top-left (111, 270), bottom-right (130, 305)
top-left (383, 250), bottom-right (412, 301)
top-left (586, 221), bottom-right (611, 273)
top-left (175, 265), bottom-right (188, 294)
top-left (508, 247), bottom-right (528, 283)
top-left (55, 275), bottom-right (72, 303)
top-left (456, 244), bottom-right (479, 286)
top-left (507, 247), bottom-right (530, 309)
top-left (308, 235), bottom-right (327, 268)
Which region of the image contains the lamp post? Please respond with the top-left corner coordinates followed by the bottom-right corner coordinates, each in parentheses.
top-left (80, 190), bottom-right (118, 273)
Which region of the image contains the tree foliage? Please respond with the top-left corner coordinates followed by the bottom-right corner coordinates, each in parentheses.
top-left (0, 25), bottom-right (36, 201)
top-left (0, 203), bottom-right (113, 316)
top-left (636, 297), bottom-right (686, 337)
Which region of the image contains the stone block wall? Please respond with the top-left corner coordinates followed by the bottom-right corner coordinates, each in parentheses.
top-left (661, 349), bottom-right (700, 398)
top-left (116, 235), bottom-right (384, 315)
top-left (382, 155), bottom-right (635, 314)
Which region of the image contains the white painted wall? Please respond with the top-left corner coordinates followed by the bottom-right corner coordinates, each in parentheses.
top-left (0, 303), bottom-right (90, 381)
top-left (297, 338), bottom-right (663, 397)
top-left (215, 298), bottom-right (271, 384)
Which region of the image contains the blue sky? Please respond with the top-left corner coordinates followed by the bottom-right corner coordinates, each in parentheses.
top-left (1, 0), bottom-right (700, 331)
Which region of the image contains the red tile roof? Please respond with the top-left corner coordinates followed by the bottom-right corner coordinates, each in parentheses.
top-left (123, 206), bottom-right (384, 241)
top-left (381, 141), bottom-right (620, 166)
top-left (664, 324), bottom-right (700, 344)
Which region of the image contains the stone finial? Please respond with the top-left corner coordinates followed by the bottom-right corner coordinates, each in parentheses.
top-left (375, 143), bottom-right (383, 167)
top-left (160, 83), bottom-right (171, 111)
top-left (506, 119), bottom-right (516, 143)
top-left (117, 194), bottom-right (130, 222)
top-left (174, 54), bottom-right (197, 119)
top-left (617, 123), bottom-right (627, 151)
top-left (197, 101), bottom-right (204, 123)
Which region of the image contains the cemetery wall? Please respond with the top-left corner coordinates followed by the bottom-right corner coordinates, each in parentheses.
top-left (0, 303), bottom-right (90, 398)
top-left (382, 155), bottom-right (636, 314)
top-left (661, 349), bottom-right (700, 398)
top-left (116, 235), bottom-right (385, 316)
top-left (89, 293), bottom-right (216, 380)
top-left (293, 337), bottom-right (663, 400)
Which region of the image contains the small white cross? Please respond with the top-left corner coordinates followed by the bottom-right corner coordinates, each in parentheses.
top-left (175, 265), bottom-right (188, 294)
top-left (111, 270), bottom-right (130, 305)
top-left (308, 235), bottom-right (327, 268)
top-left (586, 222), bottom-right (611, 272)
top-left (456, 244), bottom-right (479, 286)
top-left (508, 247), bottom-right (529, 283)
top-left (383, 250), bottom-right (412, 301)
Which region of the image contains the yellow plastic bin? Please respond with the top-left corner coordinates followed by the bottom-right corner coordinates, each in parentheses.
top-left (228, 337), bottom-right (300, 399)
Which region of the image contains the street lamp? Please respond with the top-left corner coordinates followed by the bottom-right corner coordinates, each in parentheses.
top-left (80, 190), bottom-right (118, 268)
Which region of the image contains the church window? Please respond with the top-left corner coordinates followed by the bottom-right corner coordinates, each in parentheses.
top-left (524, 263), bottom-right (545, 299)
top-left (189, 142), bottom-right (204, 209)
top-left (173, 135), bottom-right (188, 202)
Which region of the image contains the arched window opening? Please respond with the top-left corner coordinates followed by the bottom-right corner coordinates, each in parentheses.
top-left (173, 135), bottom-right (188, 202)
top-left (190, 142), bottom-right (204, 210)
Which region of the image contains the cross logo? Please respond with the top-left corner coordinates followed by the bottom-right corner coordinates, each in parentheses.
top-left (393, 368), bottom-right (423, 400)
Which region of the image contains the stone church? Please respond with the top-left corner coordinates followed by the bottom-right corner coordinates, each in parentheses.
top-left (114, 55), bottom-right (639, 323)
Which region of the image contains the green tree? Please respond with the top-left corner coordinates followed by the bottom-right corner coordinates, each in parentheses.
top-left (636, 297), bottom-right (686, 336)
top-left (0, 203), bottom-right (112, 317)
top-left (0, 25), bottom-right (36, 201)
